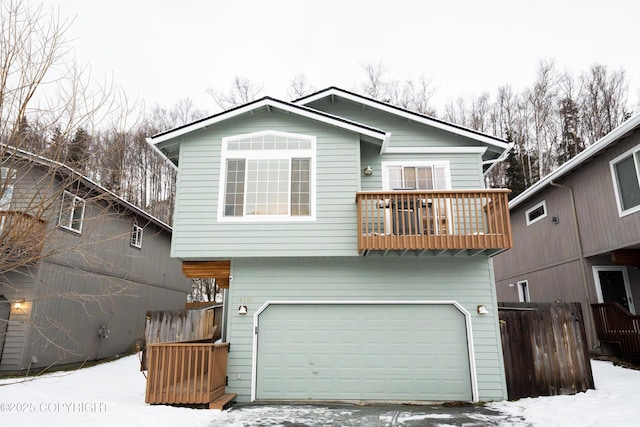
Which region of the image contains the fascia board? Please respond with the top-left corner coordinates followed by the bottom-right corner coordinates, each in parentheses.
top-left (150, 98), bottom-right (387, 146)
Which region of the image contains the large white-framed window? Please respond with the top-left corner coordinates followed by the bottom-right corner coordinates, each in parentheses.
top-left (218, 130), bottom-right (316, 222)
top-left (59, 191), bottom-right (85, 233)
top-left (611, 145), bottom-right (640, 216)
top-left (525, 200), bottom-right (547, 225)
top-left (381, 161), bottom-right (451, 191)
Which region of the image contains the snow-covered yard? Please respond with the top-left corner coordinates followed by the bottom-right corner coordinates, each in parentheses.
top-left (0, 354), bottom-right (638, 426)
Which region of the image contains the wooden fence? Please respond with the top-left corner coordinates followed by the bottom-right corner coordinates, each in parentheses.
top-left (142, 305), bottom-right (223, 370)
top-left (145, 342), bottom-right (231, 407)
top-left (591, 302), bottom-right (640, 360)
top-left (145, 305), bottom-right (222, 344)
top-left (499, 302), bottom-right (594, 400)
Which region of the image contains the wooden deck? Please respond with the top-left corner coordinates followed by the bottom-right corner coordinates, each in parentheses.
top-left (356, 189), bottom-right (512, 254)
top-left (145, 342), bottom-right (235, 407)
top-left (592, 303), bottom-right (640, 360)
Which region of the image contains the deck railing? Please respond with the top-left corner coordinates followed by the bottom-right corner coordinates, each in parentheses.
top-left (356, 189), bottom-right (512, 253)
top-left (145, 342), bottom-right (229, 405)
top-left (0, 210), bottom-right (47, 260)
top-left (592, 303), bottom-right (640, 360)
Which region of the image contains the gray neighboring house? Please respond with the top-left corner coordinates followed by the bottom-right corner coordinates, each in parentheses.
top-left (0, 148), bottom-right (190, 372)
top-left (492, 113), bottom-right (640, 349)
top-left (149, 87), bottom-right (513, 403)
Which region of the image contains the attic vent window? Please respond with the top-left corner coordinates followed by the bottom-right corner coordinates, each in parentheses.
top-left (219, 131), bottom-right (316, 221)
top-left (525, 200), bottom-right (546, 226)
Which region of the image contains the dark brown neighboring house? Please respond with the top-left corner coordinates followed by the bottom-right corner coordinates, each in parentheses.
top-left (492, 113), bottom-right (640, 350)
top-left (0, 147), bottom-right (190, 372)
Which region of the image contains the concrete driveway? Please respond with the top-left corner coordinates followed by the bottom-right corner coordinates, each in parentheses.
top-left (208, 402), bottom-right (529, 426)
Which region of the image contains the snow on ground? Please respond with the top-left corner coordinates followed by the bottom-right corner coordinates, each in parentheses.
top-left (0, 355), bottom-right (638, 426)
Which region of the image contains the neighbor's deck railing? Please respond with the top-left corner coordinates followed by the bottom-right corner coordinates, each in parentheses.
top-left (145, 342), bottom-right (229, 405)
top-left (356, 189), bottom-right (512, 253)
top-left (0, 210), bottom-right (47, 260)
top-left (592, 303), bottom-right (640, 360)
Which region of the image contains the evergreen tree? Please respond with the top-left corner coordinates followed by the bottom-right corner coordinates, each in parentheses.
top-left (67, 127), bottom-right (91, 172)
top-left (503, 129), bottom-right (527, 199)
top-left (558, 97), bottom-right (582, 165)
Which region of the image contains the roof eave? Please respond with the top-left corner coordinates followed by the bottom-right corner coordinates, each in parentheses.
top-left (295, 87), bottom-right (510, 153)
top-left (509, 113), bottom-right (640, 210)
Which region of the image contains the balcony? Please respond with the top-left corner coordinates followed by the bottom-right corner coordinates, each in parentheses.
top-left (0, 210), bottom-right (47, 261)
top-left (356, 189), bottom-right (512, 256)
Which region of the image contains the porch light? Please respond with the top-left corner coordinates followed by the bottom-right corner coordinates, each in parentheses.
top-left (14, 299), bottom-right (25, 310)
top-left (238, 305), bottom-right (248, 315)
top-left (363, 165), bottom-right (373, 176)
top-left (477, 305), bottom-right (489, 315)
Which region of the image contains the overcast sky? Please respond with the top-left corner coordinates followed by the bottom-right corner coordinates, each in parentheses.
top-left (43, 0), bottom-right (640, 115)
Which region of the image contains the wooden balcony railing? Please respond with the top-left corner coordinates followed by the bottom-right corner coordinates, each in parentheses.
top-left (145, 342), bottom-right (231, 406)
top-left (592, 303), bottom-right (640, 360)
top-left (356, 189), bottom-right (512, 254)
top-left (0, 210), bottom-right (47, 260)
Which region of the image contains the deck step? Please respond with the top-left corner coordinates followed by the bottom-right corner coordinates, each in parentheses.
top-left (209, 393), bottom-right (237, 411)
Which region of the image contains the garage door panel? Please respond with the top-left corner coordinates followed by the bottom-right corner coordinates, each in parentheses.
top-left (256, 303), bottom-right (472, 401)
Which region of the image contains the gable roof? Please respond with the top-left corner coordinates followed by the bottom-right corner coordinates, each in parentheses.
top-left (2, 144), bottom-right (172, 232)
top-left (294, 86), bottom-right (510, 154)
top-left (509, 113), bottom-right (640, 209)
top-left (148, 96), bottom-right (391, 166)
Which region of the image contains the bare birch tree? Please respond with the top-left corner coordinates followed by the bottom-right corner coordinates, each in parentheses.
top-left (208, 75), bottom-right (264, 110)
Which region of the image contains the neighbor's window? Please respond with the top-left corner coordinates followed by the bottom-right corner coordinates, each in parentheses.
top-left (59, 191), bottom-right (85, 233)
top-left (517, 280), bottom-right (530, 302)
top-left (0, 167), bottom-right (16, 210)
top-left (220, 131), bottom-right (315, 220)
top-left (611, 146), bottom-right (640, 216)
top-left (131, 223), bottom-right (143, 248)
top-left (525, 200), bottom-right (547, 225)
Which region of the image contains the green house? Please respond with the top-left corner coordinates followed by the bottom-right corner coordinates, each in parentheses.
top-left (149, 87), bottom-right (513, 403)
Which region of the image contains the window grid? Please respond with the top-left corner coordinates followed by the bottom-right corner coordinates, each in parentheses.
top-left (291, 158), bottom-right (310, 216)
top-left (222, 132), bottom-right (314, 219)
top-left (224, 159), bottom-right (246, 216)
top-left (388, 165), bottom-right (447, 190)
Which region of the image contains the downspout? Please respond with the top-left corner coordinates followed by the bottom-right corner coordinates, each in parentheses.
top-left (549, 181), bottom-right (598, 347)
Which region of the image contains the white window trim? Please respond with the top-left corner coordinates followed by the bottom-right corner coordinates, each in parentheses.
top-left (58, 190), bottom-right (85, 233)
top-left (380, 160), bottom-right (452, 191)
top-left (131, 223), bottom-right (143, 248)
top-left (217, 130), bottom-right (317, 222)
top-left (610, 145), bottom-right (640, 217)
top-left (525, 200), bottom-right (547, 226)
top-left (517, 280), bottom-right (530, 302)
top-left (592, 265), bottom-right (635, 314)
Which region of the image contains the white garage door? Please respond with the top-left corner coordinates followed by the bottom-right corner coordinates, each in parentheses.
top-left (255, 302), bottom-right (473, 401)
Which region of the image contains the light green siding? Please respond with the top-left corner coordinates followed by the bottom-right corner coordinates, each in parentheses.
top-left (307, 98), bottom-right (491, 150)
top-left (360, 142), bottom-right (484, 191)
top-left (171, 110), bottom-right (363, 259)
top-left (225, 256), bottom-right (507, 402)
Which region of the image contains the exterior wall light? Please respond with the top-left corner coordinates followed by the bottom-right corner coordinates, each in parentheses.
top-left (477, 304), bottom-right (489, 315)
top-left (363, 166), bottom-right (373, 176)
top-left (14, 299), bottom-right (25, 310)
top-left (238, 305), bottom-right (248, 315)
